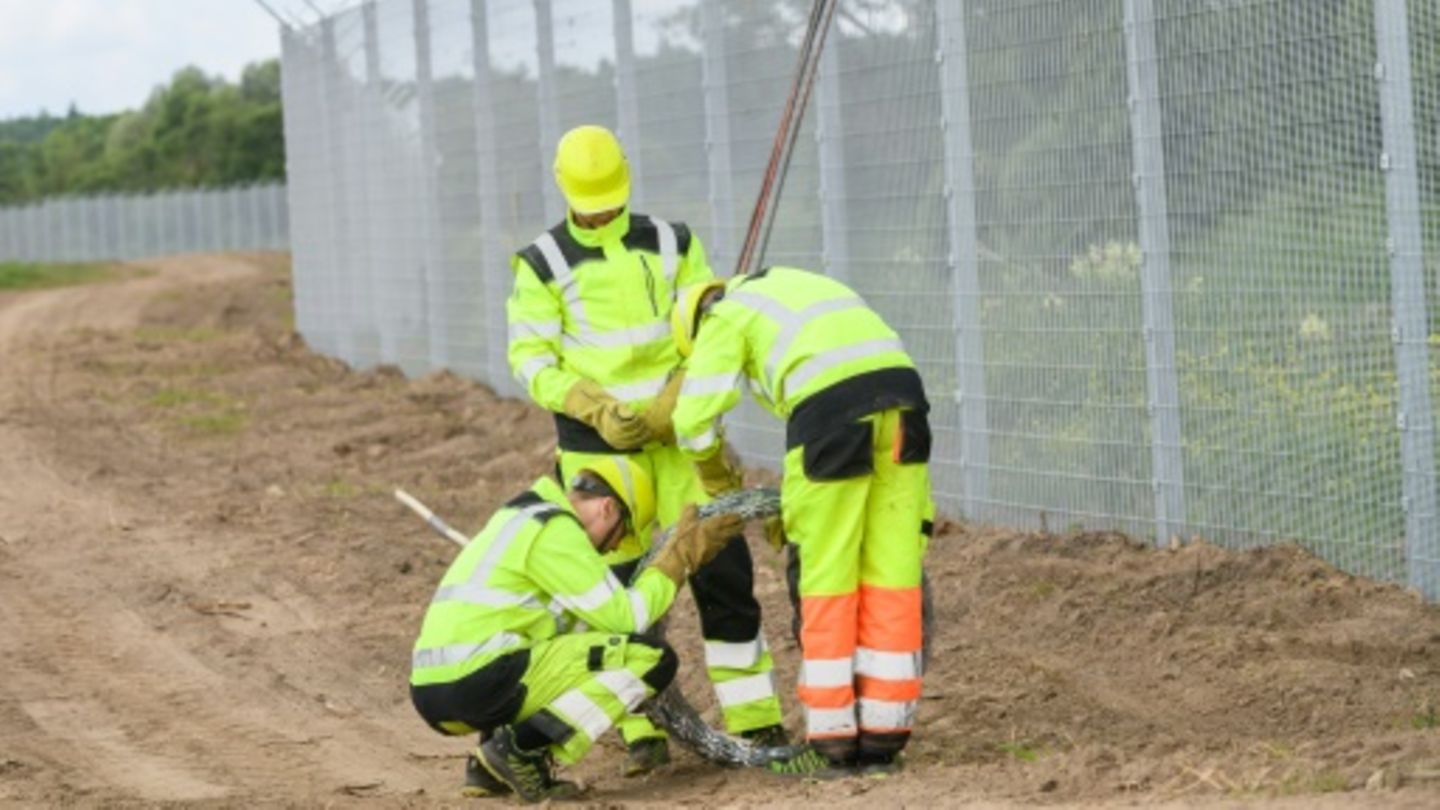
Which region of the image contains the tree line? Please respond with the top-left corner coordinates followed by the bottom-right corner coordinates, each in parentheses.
top-left (0, 60), bottom-right (284, 206)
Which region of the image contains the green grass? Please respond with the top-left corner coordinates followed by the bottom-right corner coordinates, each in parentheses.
top-left (0, 261), bottom-right (117, 290)
top-left (180, 412), bottom-right (248, 435)
top-left (144, 387), bottom-right (247, 436)
top-left (996, 741), bottom-right (1040, 763)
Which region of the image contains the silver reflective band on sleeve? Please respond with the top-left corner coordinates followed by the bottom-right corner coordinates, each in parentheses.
top-left (431, 583), bottom-right (541, 610)
top-left (764, 296), bottom-right (866, 386)
top-left (509, 319), bottom-right (562, 342)
top-left (854, 647), bottom-right (922, 681)
top-left (628, 590), bottom-right (651, 633)
top-left (784, 337), bottom-right (908, 397)
top-left (704, 637), bottom-right (765, 670)
top-left (604, 374), bottom-right (669, 403)
top-left (467, 503), bottom-right (555, 589)
top-left (682, 371), bottom-right (743, 398)
top-left (595, 669), bottom-right (650, 710)
top-left (799, 657), bottom-right (853, 689)
top-left (549, 688), bottom-right (614, 743)
top-left (857, 697), bottom-right (917, 731)
top-left (561, 320), bottom-right (670, 350)
top-left (412, 632), bottom-right (524, 670)
top-left (656, 219), bottom-right (677, 283)
top-left (679, 426), bottom-right (717, 454)
top-left (804, 705), bottom-right (858, 736)
top-left (712, 672), bottom-right (777, 707)
top-left (517, 356), bottom-right (553, 386)
top-left (555, 576), bottom-right (622, 613)
top-left (536, 232), bottom-right (593, 334)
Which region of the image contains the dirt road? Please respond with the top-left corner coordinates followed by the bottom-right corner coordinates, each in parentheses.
top-left (1, 254), bottom-right (1439, 808)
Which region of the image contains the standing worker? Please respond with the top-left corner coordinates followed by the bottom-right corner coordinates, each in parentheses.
top-left (667, 266), bottom-right (933, 777)
top-left (410, 458), bottom-right (744, 802)
top-left (506, 124), bottom-right (787, 773)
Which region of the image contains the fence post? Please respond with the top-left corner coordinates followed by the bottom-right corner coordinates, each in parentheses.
top-left (1375, 0), bottom-right (1438, 599)
top-left (413, 0), bottom-right (448, 370)
top-left (1123, 0), bottom-right (1186, 547)
top-left (935, 0), bottom-right (991, 521)
top-left (534, 0), bottom-right (562, 222)
top-left (700, 1), bottom-right (736, 273)
top-left (815, 18), bottom-right (849, 284)
top-left (612, 0), bottom-right (644, 210)
top-left (470, 0), bottom-right (516, 396)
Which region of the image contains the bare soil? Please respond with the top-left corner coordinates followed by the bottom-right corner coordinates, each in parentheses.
top-left (2, 254), bottom-right (1440, 808)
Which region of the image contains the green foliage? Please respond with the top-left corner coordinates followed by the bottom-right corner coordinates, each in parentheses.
top-left (0, 261), bottom-right (115, 290)
top-left (0, 60), bottom-right (284, 205)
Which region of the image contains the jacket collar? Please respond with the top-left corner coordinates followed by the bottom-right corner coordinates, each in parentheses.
top-left (565, 207), bottom-right (630, 248)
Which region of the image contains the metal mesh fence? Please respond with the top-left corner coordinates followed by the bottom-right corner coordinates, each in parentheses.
top-left (0, 184), bottom-right (289, 264)
top-left (279, 0), bottom-right (1440, 599)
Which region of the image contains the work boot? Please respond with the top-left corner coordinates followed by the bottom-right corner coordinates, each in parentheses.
top-left (478, 726), bottom-right (581, 803)
top-left (462, 749), bottom-right (511, 797)
top-left (765, 746), bottom-right (854, 780)
top-left (741, 724), bottom-right (791, 748)
top-left (856, 751), bottom-right (904, 778)
top-left (622, 737), bottom-right (670, 777)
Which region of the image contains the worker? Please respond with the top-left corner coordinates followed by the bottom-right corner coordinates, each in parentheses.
top-left (506, 124), bottom-right (786, 774)
top-left (666, 266), bottom-right (933, 777)
top-left (409, 457), bottom-right (744, 803)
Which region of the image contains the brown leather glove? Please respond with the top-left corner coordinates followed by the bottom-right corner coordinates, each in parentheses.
top-left (694, 441), bottom-right (743, 497)
top-left (649, 505), bottom-right (745, 585)
top-left (642, 369), bottom-right (685, 445)
top-left (763, 514), bottom-right (787, 551)
top-left (562, 379), bottom-right (651, 449)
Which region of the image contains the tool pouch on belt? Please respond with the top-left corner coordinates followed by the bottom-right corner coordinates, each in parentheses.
top-left (897, 408), bottom-right (932, 464)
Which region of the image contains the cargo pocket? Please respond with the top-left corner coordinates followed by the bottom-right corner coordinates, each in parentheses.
top-left (898, 409), bottom-right (932, 464)
top-left (802, 420), bottom-right (874, 481)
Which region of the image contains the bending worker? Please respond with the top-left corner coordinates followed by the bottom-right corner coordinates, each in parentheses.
top-left (409, 458), bottom-right (743, 802)
top-left (506, 123), bottom-right (786, 773)
top-left (668, 266), bottom-right (933, 777)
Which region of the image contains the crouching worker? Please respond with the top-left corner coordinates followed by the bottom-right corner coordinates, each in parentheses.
top-left (409, 458), bottom-right (743, 803)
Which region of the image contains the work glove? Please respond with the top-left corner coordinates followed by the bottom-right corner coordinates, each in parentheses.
top-left (642, 370), bottom-right (685, 446)
top-left (694, 441), bottom-right (744, 497)
top-left (562, 379), bottom-right (651, 449)
top-left (763, 514), bottom-right (787, 552)
top-left (649, 505), bottom-right (745, 585)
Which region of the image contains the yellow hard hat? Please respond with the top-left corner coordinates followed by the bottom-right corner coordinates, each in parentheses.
top-left (553, 125), bottom-right (630, 215)
top-left (671, 280), bottom-right (726, 358)
top-left (572, 456), bottom-right (656, 543)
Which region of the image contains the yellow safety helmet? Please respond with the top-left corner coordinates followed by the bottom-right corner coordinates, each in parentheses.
top-left (671, 280), bottom-right (727, 358)
top-left (572, 456), bottom-right (656, 544)
top-left (553, 125), bottom-right (630, 215)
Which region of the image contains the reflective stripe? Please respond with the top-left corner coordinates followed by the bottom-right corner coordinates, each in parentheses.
top-left (854, 648), bottom-right (921, 681)
top-left (682, 372), bottom-right (743, 398)
top-left (509, 319), bottom-right (561, 342)
top-left (561, 319), bottom-right (670, 350)
top-left (628, 590), bottom-right (651, 633)
top-left (721, 290), bottom-right (794, 400)
top-left (595, 669), bottom-right (650, 710)
top-left (679, 426), bottom-right (718, 454)
top-left (713, 672), bottom-right (777, 707)
top-left (550, 688), bottom-right (613, 742)
top-left (857, 697), bottom-right (917, 731)
top-left (800, 657), bottom-right (853, 689)
top-left (555, 572), bottom-right (623, 613)
top-left (535, 232), bottom-right (592, 334)
top-left (805, 705), bottom-right (857, 736)
top-left (765, 297), bottom-right (866, 387)
top-left (517, 356), bottom-right (552, 386)
top-left (431, 583), bottom-right (541, 610)
top-left (604, 374), bottom-right (669, 403)
top-left (467, 503), bottom-right (554, 590)
top-left (786, 337), bottom-right (907, 396)
top-left (655, 219), bottom-right (678, 283)
top-left (412, 632), bottom-right (524, 670)
top-left (705, 637), bottom-right (765, 670)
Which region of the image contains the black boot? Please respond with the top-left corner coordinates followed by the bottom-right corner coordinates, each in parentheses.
top-left (462, 748), bottom-right (512, 797)
top-left (478, 726), bottom-right (581, 803)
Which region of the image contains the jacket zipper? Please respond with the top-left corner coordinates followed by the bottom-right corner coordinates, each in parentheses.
top-left (640, 255), bottom-right (660, 317)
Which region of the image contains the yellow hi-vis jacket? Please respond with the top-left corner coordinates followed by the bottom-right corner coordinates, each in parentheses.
top-left (410, 476), bottom-right (677, 687)
top-left (672, 266), bottom-right (929, 460)
top-left (507, 209), bottom-right (714, 453)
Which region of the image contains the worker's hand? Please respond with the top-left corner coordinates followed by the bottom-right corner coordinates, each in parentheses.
top-left (649, 505), bottom-right (745, 585)
top-left (694, 442), bottom-right (743, 497)
top-left (763, 514), bottom-right (787, 552)
top-left (562, 379), bottom-right (651, 449)
top-left (642, 370), bottom-right (685, 446)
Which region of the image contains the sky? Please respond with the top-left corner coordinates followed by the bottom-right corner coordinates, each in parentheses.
top-left (0, 0), bottom-right (298, 120)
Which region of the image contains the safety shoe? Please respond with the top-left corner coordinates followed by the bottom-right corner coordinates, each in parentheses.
top-left (766, 746), bottom-right (854, 780)
top-left (741, 724), bottom-right (791, 748)
top-left (857, 752), bottom-right (904, 778)
top-left (462, 749), bottom-right (512, 797)
top-left (622, 737), bottom-right (670, 777)
top-left (478, 726), bottom-right (582, 803)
